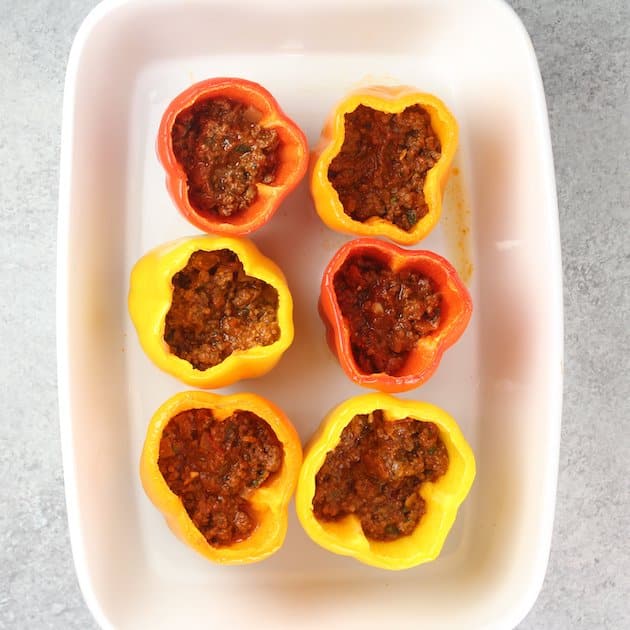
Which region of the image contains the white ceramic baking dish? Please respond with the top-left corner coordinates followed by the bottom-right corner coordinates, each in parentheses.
top-left (57, 0), bottom-right (563, 627)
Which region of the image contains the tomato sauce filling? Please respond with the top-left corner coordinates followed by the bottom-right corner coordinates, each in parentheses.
top-left (164, 249), bottom-right (280, 371)
top-left (328, 104), bottom-right (441, 231)
top-left (312, 410), bottom-right (448, 541)
top-left (171, 97), bottom-right (280, 218)
top-left (158, 408), bottom-right (284, 547)
top-left (333, 254), bottom-right (441, 375)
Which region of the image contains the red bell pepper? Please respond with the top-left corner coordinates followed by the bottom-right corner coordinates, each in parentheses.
top-left (157, 78), bottom-right (308, 235)
top-left (319, 238), bottom-right (472, 393)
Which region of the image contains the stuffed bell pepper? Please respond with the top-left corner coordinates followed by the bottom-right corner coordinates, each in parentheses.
top-left (296, 393), bottom-right (475, 570)
top-left (128, 235), bottom-right (293, 388)
top-left (311, 85), bottom-right (458, 245)
top-left (141, 391), bottom-right (302, 564)
top-left (158, 77), bottom-right (308, 235)
top-left (319, 238), bottom-right (472, 393)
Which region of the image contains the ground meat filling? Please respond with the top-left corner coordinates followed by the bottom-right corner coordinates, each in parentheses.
top-left (312, 410), bottom-right (448, 541)
top-left (164, 249), bottom-right (280, 371)
top-left (333, 254), bottom-right (441, 375)
top-left (171, 97), bottom-right (280, 218)
top-left (158, 408), bottom-right (284, 547)
top-left (328, 104), bottom-right (441, 231)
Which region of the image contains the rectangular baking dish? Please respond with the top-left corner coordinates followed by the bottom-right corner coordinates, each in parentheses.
top-left (57, 0), bottom-right (563, 628)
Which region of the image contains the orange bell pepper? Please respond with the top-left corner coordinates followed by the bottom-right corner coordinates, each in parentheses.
top-left (319, 238), bottom-right (472, 393)
top-left (311, 85), bottom-right (458, 245)
top-left (295, 393), bottom-right (475, 570)
top-left (157, 77), bottom-right (308, 235)
top-left (128, 235), bottom-right (293, 388)
top-left (141, 391), bottom-right (302, 564)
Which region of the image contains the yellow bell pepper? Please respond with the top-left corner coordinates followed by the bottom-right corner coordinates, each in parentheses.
top-left (310, 85), bottom-right (458, 245)
top-left (140, 390), bottom-right (303, 564)
top-left (295, 393), bottom-right (475, 570)
top-left (128, 235), bottom-right (294, 388)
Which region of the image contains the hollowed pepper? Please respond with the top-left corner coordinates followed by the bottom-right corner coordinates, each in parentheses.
top-left (295, 393), bottom-right (475, 570)
top-left (141, 390), bottom-right (302, 564)
top-left (319, 238), bottom-right (472, 393)
top-left (128, 235), bottom-right (293, 388)
top-left (157, 77), bottom-right (308, 235)
top-left (311, 85), bottom-right (458, 245)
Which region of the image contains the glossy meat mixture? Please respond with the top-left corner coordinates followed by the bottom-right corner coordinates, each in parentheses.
top-left (158, 408), bottom-right (284, 547)
top-left (333, 254), bottom-right (441, 375)
top-left (164, 249), bottom-right (280, 371)
top-left (171, 97), bottom-right (279, 218)
top-left (328, 104), bottom-right (441, 231)
top-left (313, 410), bottom-right (448, 541)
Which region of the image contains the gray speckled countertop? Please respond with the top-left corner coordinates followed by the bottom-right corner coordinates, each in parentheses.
top-left (1, 1), bottom-right (628, 628)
